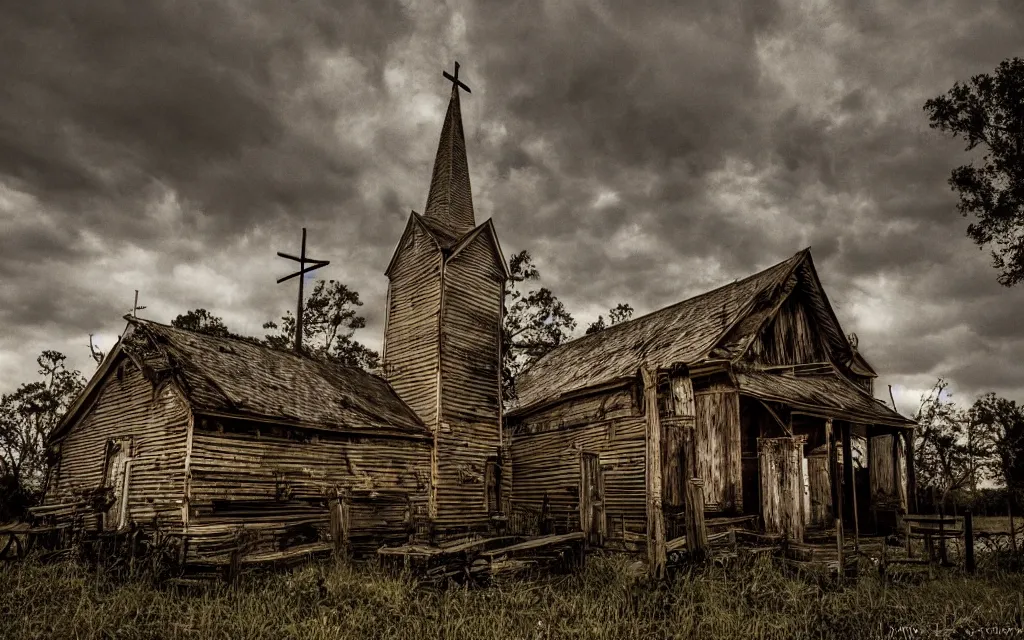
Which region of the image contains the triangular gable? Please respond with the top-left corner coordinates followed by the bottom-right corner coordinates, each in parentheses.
top-left (716, 250), bottom-right (857, 371)
top-left (384, 212), bottom-right (444, 278)
top-left (447, 218), bottom-right (510, 281)
top-left (48, 338), bottom-right (129, 445)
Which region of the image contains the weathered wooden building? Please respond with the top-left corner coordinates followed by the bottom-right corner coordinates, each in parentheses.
top-left (39, 62), bottom-right (916, 570)
top-left (40, 64), bottom-right (509, 560)
top-left (506, 249), bottom-right (916, 560)
top-left (44, 319), bottom-right (433, 562)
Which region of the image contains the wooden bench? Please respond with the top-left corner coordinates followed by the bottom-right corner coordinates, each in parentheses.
top-left (903, 514), bottom-right (962, 566)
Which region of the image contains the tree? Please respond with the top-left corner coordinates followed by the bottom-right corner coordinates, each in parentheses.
top-left (924, 57), bottom-right (1024, 286)
top-left (0, 352), bottom-right (86, 518)
top-left (263, 279), bottom-right (379, 370)
top-left (172, 309), bottom-right (232, 337)
top-left (502, 250), bottom-right (576, 403)
top-left (585, 303), bottom-right (635, 335)
top-left (969, 393), bottom-right (1024, 494)
top-left (913, 379), bottom-right (972, 506)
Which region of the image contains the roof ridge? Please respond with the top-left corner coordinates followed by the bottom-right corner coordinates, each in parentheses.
top-left (525, 249), bottom-right (807, 366)
top-left (127, 316), bottom-right (367, 371)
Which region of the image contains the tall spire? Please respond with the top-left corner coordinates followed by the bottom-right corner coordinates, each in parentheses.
top-left (423, 61), bottom-right (475, 235)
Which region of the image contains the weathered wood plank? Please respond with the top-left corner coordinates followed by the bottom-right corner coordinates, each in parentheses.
top-left (641, 367), bottom-right (666, 579)
top-left (759, 437), bottom-right (804, 541)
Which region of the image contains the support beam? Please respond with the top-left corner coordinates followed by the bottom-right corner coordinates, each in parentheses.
top-left (685, 477), bottom-right (708, 557)
top-left (866, 427), bottom-right (876, 534)
top-left (828, 419), bottom-right (844, 543)
top-left (841, 422), bottom-right (859, 546)
top-left (903, 428), bottom-right (917, 514)
top-left (825, 419), bottom-right (837, 521)
top-left (641, 367), bottom-right (666, 579)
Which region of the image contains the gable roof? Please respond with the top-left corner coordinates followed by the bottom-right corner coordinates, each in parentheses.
top-left (385, 211), bottom-right (510, 280)
top-left (513, 250), bottom-right (808, 413)
top-left (52, 318), bottom-right (429, 442)
top-left (513, 248), bottom-right (912, 425)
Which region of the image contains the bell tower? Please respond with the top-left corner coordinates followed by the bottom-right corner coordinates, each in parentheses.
top-left (382, 62), bottom-right (508, 531)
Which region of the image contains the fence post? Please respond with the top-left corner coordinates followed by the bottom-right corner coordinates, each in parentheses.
top-left (1010, 500), bottom-right (1019, 557)
top-left (938, 504), bottom-right (947, 565)
top-left (965, 509), bottom-right (975, 575)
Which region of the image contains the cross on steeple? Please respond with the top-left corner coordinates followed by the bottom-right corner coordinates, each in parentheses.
top-left (276, 227), bottom-right (330, 353)
top-left (423, 61), bottom-right (476, 233)
top-left (442, 60), bottom-right (471, 94)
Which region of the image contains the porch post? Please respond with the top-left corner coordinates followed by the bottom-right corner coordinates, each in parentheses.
top-left (841, 422), bottom-right (859, 546)
top-left (904, 428), bottom-right (917, 514)
top-left (825, 419), bottom-right (838, 521)
top-left (866, 427), bottom-right (875, 534)
top-left (827, 418), bottom-right (844, 543)
top-left (641, 367), bottom-right (666, 579)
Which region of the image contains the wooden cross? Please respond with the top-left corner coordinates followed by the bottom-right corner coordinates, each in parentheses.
top-left (442, 60), bottom-right (471, 94)
top-left (131, 290), bottom-right (146, 317)
top-left (276, 227), bottom-right (330, 353)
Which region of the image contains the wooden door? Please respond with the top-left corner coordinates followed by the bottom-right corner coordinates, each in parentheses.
top-left (806, 450), bottom-right (831, 528)
top-left (579, 453), bottom-right (605, 546)
top-left (758, 437), bottom-right (804, 541)
top-left (102, 439), bottom-right (131, 531)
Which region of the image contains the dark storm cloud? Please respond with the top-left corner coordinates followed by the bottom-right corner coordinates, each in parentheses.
top-left (464, 0), bottom-right (1024, 405)
top-left (0, 0), bottom-right (413, 237)
top-left (2, 0), bottom-right (1024, 412)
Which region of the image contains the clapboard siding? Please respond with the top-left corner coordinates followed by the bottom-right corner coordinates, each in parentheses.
top-left (384, 223), bottom-right (443, 425)
top-left (441, 233), bottom-right (503, 426)
top-left (509, 394), bottom-right (647, 538)
top-left (434, 232), bottom-right (504, 529)
top-left (186, 428), bottom-right (431, 561)
top-left (48, 360), bottom-right (188, 531)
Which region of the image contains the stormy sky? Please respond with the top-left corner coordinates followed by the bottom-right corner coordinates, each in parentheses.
top-left (1, 0), bottom-right (1022, 416)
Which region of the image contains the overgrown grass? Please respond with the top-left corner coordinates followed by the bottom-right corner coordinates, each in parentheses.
top-left (2, 553), bottom-right (1023, 639)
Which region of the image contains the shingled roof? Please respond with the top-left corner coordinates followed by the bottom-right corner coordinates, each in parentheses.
top-left (734, 370), bottom-right (914, 428)
top-left (53, 318), bottom-right (429, 441)
top-left (513, 251), bottom-right (808, 413)
top-left (423, 82), bottom-right (475, 236)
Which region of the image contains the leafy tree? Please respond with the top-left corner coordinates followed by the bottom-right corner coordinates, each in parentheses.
top-left (924, 57), bottom-right (1024, 286)
top-left (263, 279), bottom-right (379, 370)
top-left (969, 393), bottom-right (1024, 493)
top-left (585, 303), bottom-right (635, 335)
top-left (0, 352), bottom-right (86, 518)
top-left (172, 308), bottom-right (232, 337)
top-left (502, 250), bottom-right (576, 403)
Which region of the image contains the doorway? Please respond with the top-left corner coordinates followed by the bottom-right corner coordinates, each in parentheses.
top-left (101, 439), bottom-right (132, 531)
top-left (579, 452), bottom-right (606, 546)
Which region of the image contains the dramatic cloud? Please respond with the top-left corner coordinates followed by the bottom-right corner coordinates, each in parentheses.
top-left (1, 0), bottom-right (1022, 418)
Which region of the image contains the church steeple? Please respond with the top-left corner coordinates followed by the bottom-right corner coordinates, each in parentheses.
top-left (384, 61), bottom-right (508, 532)
top-left (423, 61), bottom-right (475, 235)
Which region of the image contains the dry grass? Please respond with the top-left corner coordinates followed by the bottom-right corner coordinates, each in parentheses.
top-left (1, 553), bottom-right (1023, 640)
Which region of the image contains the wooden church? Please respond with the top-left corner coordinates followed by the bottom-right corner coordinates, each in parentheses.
top-left (38, 63), bottom-right (915, 569)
